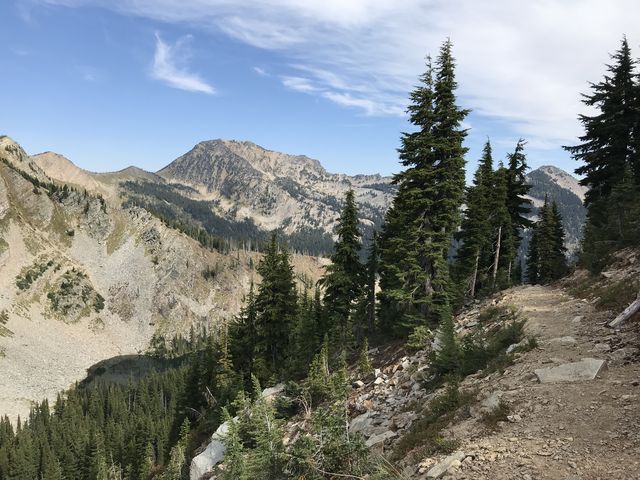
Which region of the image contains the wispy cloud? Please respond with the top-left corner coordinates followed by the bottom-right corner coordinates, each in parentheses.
top-left (151, 33), bottom-right (214, 95)
top-left (253, 66), bottom-right (268, 76)
top-left (38, 1), bottom-right (640, 147)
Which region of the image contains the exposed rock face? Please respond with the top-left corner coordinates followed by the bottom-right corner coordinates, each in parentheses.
top-left (525, 165), bottom-right (587, 255)
top-left (190, 421), bottom-right (230, 480)
top-left (157, 139), bottom-right (394, 239)
top-left (0, 137), bottom-right (325, 422)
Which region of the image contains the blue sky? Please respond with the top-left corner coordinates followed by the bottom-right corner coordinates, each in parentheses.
top-left (1, 1), bottom-right (638, 178)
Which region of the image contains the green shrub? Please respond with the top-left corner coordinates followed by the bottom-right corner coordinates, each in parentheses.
top-left (392, 381), bottom-right (474, 462)
top-left (406, 325), bottom-right (433, 351)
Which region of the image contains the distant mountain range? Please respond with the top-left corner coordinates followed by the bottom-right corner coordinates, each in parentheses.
top-left (31, 138), bottom-right (586, 255)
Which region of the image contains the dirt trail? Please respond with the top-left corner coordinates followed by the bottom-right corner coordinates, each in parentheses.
top-left (447, 285), bottom-right (640, 480)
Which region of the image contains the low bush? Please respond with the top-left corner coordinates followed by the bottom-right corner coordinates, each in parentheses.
top-left (392, 381), bottom-right (474, 462)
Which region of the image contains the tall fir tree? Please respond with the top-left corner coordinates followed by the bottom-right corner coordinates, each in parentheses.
top-left (378, 39), bottom-right (468, 334)
top-left (565, 36), bottom-right (637, 207)
top-left (455, 140), bottom-right (494, 298)
top-left (503, 139), bottom-right (532, 281)
top-left (488, 165), bottom-right (514, 290)
top-left (254, 235), bottom-right (298, 382)
top-left (526, 197), bottom-right (568, 283)
top-left (320, 189), bottom-right (364, 347)
top-left (362, 231), bottom-right (379, 334)
top-left (564, 37), bottom-right (640, 270)
top-left (230, 283), bottom-right (258, 388)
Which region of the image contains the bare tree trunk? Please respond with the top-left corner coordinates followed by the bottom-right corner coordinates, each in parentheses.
top-left (492, 226), bottom-right (502, 288)
top-left (470, 248), bottom-right (480, 298)
top-left (507, 259), bottom-right (513, 286)
top-left (608, 294), bottom-right (640, 328)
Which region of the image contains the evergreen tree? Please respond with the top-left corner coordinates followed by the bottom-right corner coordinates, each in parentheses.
top-left (564, 37), bottom-right (640, 271)
top-left (254, 234), bottom-right (298, 381)
top-left (378, 39), bottom-right (468, 334)
top-left (230, 283), bottom-right (258, 388)
top-left (526, 224), bottom-right (540, 284)
top-left (221, 409), bottom-right (246, 480)
top-left (320, 189), bottom-right (364, 347)
top-left (526, 197), bottom-right (568, 283)
top-left (565, 36), bottom-right (637, 207)
top-left (455, 140), bottom-right (494, 298)
top-left (488, 165), bottom-right (514, 290)
top-left (362, 231), bottom-right (379, 334)
top-left (549, 202), bottom-right (568, 280)
top-left (503, 139), bottom-right (532, 281)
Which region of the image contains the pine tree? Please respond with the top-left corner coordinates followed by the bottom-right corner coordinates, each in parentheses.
top-left (455, 140), bottom-right (494, 298)
top-left (431, 315), bottom-right (460, 377)
top-left (254, 234), bottom-right (298, 381)
top-left (549, 202), bottom-right (568, 280)
top-left (320, 189), bottom-right (363, 347)
top-left (307, 336), bottom-right (331, 405)
top-left (247, 389), bottom-right (285, 479)
top-left (88, 431), bottom-right (109, 480)
top-left (503, 139), bottom-right (532, 281)
top-left (362, 231), bottom-right (379, 334)
top-left (526, 224), bottom-right (540, 284)
top-left (378, 39), bottom-right (468, 334)
top-left (221, 409), bottom-right (246, 480)
top-left (565, 36), bottom-right (637, 207)
top-left (356, 338), bottom-right (373, 378)
top-left (526, 197), bottom-right (567, 283)
top-left (564, 37), bottom-right (640, 271)
top-left (230, 283), bottom-right (258, 388)
top-left (488, 165), bottom-right (514, 290)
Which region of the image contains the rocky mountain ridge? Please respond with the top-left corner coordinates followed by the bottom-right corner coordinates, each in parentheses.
top-left (0, 136), bottom-right (325, 422)
top-left (524, 165), bottom-right (587, 255)
top-left (29, 136), bottom-right (586, 256)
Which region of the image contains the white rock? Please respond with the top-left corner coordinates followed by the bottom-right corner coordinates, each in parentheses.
top-left (190, 421), bottom-right (230, 480)
top-left (534, 358), bottom-right (606, 383)
top-left (426, 451), bottom-right (466, 478)
top-left (352, 380), bottom-right (365, 389)
top-left (262, 383), bottom-right (285, 400)
top-left (549, 336), bottom-right (577, 346)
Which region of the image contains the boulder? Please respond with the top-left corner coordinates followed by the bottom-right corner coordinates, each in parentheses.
top-left (262, 383), bottom-right (285, 401)
top-left (365, 429), bottom-right (397, 447)
top-left (350, 411), bottom-right (374, 433)
top-left (534, 358), bottom-right (606, 383)
top-left (190, 384), bottom-right (285, 479)
top-left (190, 421), bottom-right (230, 479)
top-left (426, 451), bottom-right (466, 478)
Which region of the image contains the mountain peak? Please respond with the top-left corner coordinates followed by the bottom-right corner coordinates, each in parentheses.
top-left (532, 164), bottom-right (586, 201)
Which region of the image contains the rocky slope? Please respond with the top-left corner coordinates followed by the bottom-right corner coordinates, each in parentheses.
top-left (191, 258), bottom-right (640, 479)
top-left (0, 136), bottom-right (325, 422)
top-left (525, 165), bottom-right (586, 255)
